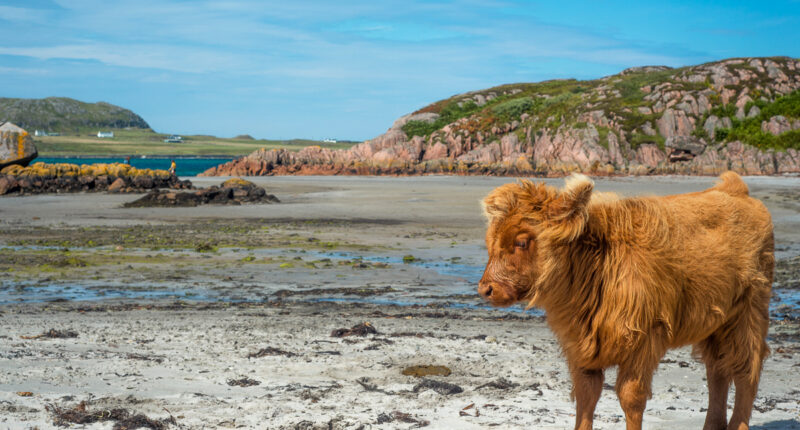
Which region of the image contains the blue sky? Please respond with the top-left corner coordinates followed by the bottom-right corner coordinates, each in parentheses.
top-left (0, 1), bottom-right (798, 140)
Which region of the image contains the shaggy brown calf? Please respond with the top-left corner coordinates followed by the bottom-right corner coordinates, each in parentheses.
top-left (478, 172), bottom-right (773, 430)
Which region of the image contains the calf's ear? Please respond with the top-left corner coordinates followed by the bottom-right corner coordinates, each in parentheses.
top-left (543, 174), bottom-right (594, 241)
top-left (481, 183), bottom-right (519, 223)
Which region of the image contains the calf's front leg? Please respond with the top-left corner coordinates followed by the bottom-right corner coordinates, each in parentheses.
top-left (616, 361), bottom-right (657, 430)
top-left (571, 367), bottom-right (604, 430)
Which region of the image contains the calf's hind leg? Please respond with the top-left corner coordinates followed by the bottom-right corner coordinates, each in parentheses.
top-left (698, 291), bottom-right (769, 430)
top-left (727, 317), bottom-right (769, 430)
top-left (696, 338), bottom-right (731, 430)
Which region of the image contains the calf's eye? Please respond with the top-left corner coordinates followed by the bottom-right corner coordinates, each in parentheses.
top-left (514, 238), bottom-right (528, 249)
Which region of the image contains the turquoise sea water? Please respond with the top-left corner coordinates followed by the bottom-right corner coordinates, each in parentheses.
top-left (34, 156), bottom-right (235, 177)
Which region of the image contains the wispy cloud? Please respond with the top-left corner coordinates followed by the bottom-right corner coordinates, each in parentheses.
top-left (0, 44), bottom-right (251, 73)
top-left (0, 65), bottom-right (49, 75)
top-left (0, 6), bottom-right (43, 22)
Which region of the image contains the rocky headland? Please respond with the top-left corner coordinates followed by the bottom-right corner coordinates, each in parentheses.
top-left (0, 162), bottom-right (191, 196)
top-left (204, 57), bottom-right (800, 177)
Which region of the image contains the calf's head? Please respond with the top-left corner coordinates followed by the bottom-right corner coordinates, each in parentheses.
top-left (478, 174), bottom-right (594, 307)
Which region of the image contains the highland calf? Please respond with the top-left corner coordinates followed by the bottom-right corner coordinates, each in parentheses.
top-left (478, 172), bottom-right (773, 430)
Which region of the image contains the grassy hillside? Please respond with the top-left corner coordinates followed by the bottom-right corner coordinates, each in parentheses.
top-left (34, 129), bottom-right (357, 156)
top-left (0, 97), bottom-right (149, 132)
top-left (401, 57), bottom-right (800, 152)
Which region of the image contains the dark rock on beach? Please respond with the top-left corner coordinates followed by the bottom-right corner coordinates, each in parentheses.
top-left (123, 178), bottom-right (278, 207)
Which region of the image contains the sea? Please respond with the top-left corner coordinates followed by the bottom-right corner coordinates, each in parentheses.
top-left (35, 156), bottom-right (235, 177)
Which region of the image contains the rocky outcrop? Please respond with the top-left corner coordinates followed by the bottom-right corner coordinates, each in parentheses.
top-left (204, 57), bottom-right (800, 177)
top-left (124, 178), bottom-right (278, 207)
top-left (0, 122), bottom-right (37, 170)
top-left (0, 162), bottom-right (191, 196)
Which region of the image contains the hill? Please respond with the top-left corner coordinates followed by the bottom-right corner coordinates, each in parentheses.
top-left (205, 57), bottom-right (800, 176)
top-left (0, 98), bottom-right (357, 156)
top-left (0, 97), bottom-right (149, 132)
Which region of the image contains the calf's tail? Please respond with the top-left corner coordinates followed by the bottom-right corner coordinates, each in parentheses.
top-left (713, 171), bottom-right (749, 197)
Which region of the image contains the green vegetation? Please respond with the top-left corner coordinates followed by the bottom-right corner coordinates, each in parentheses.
top-left (402, 100), bottom-right (483, 137)
top-left (629, 132), bottom-right (665, 150)
top-left (716, 90), bottom-right (800, 150)
top-left (491, 97), bottom-right (534, 121)
top-left (402, 79), bottom-right (593, 137)
top-left (33, 128), bottom-right (356, 156)
top-left (596, 126), bottom-right (611, 149)
top-left (613, 69), bottom-right (675, 103)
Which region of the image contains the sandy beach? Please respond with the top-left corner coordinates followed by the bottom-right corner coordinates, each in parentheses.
top-left (1, 175), bottom-right (799, 429)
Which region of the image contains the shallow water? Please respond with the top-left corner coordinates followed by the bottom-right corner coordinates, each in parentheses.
top-left (2, 244), bottom-right (797, 320)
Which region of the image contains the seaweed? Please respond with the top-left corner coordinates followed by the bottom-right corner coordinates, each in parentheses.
top-left (226, 377), bottom-right (261, 387)
top-left (46, 401), bottom-right (176, 429)
top-left (247, 346), bottom-right (297, 358)
top-left (412, 379), bottom-right (463, 395)
top-left (21, 329), bottom-right (78, 340)
top-left (330, 322), bottom-right (377, 337)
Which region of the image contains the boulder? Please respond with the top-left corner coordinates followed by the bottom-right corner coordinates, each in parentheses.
top-left (634, 144), bottom-right (667, 167)
top-left (762, 115), bottom-right (792, 135)
top-left (108, 177), bottom-right (127, 192)
top-left (0, 176), bottom-right (19, 195)
top-left (133, 175), bottom-right (154, 189)
top-left (0, 122), bottom-right (38, 170)
top-left (704, 115), bottom-right (723, 140)
top-left (656, 109), bottom-right (694, 138)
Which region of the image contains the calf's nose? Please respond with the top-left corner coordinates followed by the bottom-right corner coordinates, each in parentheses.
top-left (478, 282), bottom-right (493, 299)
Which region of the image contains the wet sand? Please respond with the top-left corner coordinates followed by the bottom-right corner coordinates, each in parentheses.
top-left (1, 175), bottom-right (799, 429)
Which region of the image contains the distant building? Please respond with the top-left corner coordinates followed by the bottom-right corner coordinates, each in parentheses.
top-left (164, 135), bottom-right (183, 143)
top-left (34, 130), bottom-right (60, 137)
top-left (97, 131), bottom-right (114, 138)
top-left (322, 138), bottom-right (338, 143)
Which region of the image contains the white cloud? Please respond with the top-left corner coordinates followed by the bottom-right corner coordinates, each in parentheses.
top-left (0, 43), bottom-right (254, 74)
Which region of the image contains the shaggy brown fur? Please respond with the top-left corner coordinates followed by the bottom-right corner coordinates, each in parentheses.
top-left (479, 172), bottom-right (773, 430)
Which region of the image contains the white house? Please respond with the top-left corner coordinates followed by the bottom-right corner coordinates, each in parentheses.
top-left (97, 131), bottom-right (114, 138)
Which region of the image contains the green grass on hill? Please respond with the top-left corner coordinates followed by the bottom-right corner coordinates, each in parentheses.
top-left (714, 90), bottom-right (800, 151)
top-left (34, 129), bottom-right (358, 156)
